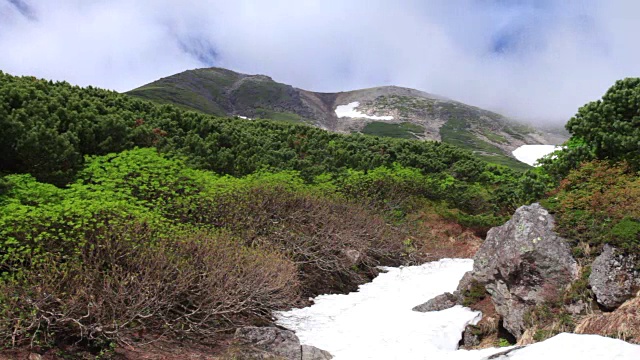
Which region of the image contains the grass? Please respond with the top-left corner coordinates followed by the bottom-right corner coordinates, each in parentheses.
top-left (440, 117), bottom-right (504, 155)
top-left (255, 109), bottom-right (308, 124)
top-left (478, 154), bottom-right (532, 172)
top-left (361, 122), bottom-right (425, 139)
top-left (481, 129), bottom-right (509, 144)
top-left (439, 117), bottom-right (532, 171)
top-left (128, 84), bottom-right (228, 116)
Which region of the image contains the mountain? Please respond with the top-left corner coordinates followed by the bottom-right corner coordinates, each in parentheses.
top-left (127, 67), bottom-right (567, 168)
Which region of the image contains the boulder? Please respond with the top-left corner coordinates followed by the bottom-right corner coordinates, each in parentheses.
top-left (589, 244), bottom-right (640, 310)
top-left (472, 203), bottom-right (578, 339)
top-left (412, 271), bottom-right (476, 312)
top-left (235, 327), bottom-right (333, 360)
top-left (301, 345), bottom-right (333, 360)
top-left (461, 326), bottom-right (481, 348)
top-left (412, 292), bottom-right (458, 312)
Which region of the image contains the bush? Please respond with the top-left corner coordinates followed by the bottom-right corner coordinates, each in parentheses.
top-left (549, 161), bottom-right (640, 254)
top-left (542, 78), bottom-right (640, 178)
top-left (0, 223), bottom-right (298, 348)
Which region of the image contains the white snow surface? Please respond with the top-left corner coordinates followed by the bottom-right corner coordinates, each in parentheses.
top-left (275, 258), bottom-right (640, 360)
top-left (335, 101), bottom-right (394, 120)
top-left (512, 145), bottom-right (560, 166)
top-left (494, 333), bottom-right (640, 359)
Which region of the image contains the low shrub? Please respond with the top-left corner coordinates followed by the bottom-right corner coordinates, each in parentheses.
top-left (549, 161), bottom-right (640, 254)
top-left (0, 223), bottom-right (297, 348)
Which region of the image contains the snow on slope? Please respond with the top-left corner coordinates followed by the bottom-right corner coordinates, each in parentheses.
top-left (512, 145), bottom-right (560, 166)
top-left (276, 259), bottom-right (640, 360)
top-left (276, 259), bottom-right (499, 359)
top-left (335, 101), bottom-right (394, 120)
top-left (494, 333), bottom-right (640, 359)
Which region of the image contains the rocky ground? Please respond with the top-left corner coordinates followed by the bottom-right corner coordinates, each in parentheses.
top-left (418, 203), bottom-right (640, 348)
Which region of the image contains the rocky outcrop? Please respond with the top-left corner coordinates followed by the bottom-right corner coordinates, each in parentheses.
top-left (234, 327), bottom-right (333, 360)
top-left (589, 244), bottom-right (640, 310)
top-left (412, 292), bottom-right (458, 312)
top-left (472, 203), bottom-right (578, 339)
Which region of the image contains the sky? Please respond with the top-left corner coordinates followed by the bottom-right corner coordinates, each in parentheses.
top-left (1, 0), bottom-right (639, 124)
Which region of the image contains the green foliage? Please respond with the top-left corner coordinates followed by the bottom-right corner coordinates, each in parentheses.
top-left (462, 281), bottom-right (487, 306)
top-left (611, 218), bottom-right (640, 245)
top-left (564, 266), bottom-right (593, 307)
top-left (0, 149), bottom-right (422, 349)
top-left (440, 117), bottom-right (505, 156)
top-left (361, 122), bottom-right (425, 139)
top-left (550, 161), bottom-right (640, 254)
top-left (542, 78), bottom-right (640, 177)
top-left (0, 71), bottom-right (545, 219)
top-left (498, 338), bottom-right (511, 347)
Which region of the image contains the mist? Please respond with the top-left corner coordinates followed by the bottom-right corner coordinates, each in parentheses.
top-left (1, 0), bottom-right (639, 124)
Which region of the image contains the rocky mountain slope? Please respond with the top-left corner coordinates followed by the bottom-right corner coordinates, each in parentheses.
top-left (127, 67), bottom-right (567, 168)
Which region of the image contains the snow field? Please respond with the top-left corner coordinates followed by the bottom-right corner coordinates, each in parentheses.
top-left (276, 258), bottom-right (640, 360)
top-left (512, 145), bottom-right (560, 166)
top-left (335, 102), bottom-right (394, 120)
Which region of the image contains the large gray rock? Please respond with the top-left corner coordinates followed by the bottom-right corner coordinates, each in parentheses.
top-left (589, 244), bottom-right (640, 310)
top-left (301, 345), bottom-right (333, 360)
top-left (412, 271), bottom-right (476, 312)
top-left (412, 292), bottom-right (458, 312)
top-left (472, 203), bottom-right (578, 339)
top-left (235, 327), bottom-right (333, 360)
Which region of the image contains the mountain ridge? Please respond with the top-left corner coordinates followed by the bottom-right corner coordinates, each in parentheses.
top-left (127, 67), bottom-right (568, 167)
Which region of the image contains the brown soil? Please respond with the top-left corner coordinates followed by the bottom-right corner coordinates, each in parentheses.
top-left (411, 211), bottom-right (483, 261)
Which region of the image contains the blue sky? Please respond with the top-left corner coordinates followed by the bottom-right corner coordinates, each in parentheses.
top-left (0, 0), bottom-right (638, 123)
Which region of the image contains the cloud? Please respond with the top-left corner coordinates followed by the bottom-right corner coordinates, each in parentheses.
top-left (0, 0), bottom-right (639, 124)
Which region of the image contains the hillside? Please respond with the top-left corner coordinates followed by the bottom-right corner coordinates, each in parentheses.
top-left (1, 71), bottom-right (639, 358)
top-left (127, 67), bottom-right (567, 169)
top-left (1, 70), bottom-right (551, 357)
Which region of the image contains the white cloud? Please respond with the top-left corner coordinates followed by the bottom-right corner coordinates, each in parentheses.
top-left (1, 0), bottom-right (639, 124)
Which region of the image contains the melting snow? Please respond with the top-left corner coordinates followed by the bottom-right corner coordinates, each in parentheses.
top-left (512, 145), bottom-right (560, 166)
top-left (492, 333), bottom-right (640, 359)
top-left (276, 258), bottom-right (640, 360)
top-left (335, 101), bottom-right (394, 120)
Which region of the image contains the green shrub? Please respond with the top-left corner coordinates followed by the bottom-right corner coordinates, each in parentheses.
top-left (462, 281), bottom-right (487, 306)
top-left (550, 161), bottom-right (640, 254)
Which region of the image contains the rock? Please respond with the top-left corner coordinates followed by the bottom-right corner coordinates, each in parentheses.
top-left (342, 249), bottom-right (361, 265)
top-left (461, 326), bottom-right (481, 348)
top-left (481, 346), bottom-right (526, 359)
top-left (589, 244), bottom-right (640, 310)
top-left (412, 292), bottom-right (458, 312)
top-left (235, 327), bottom-right (302, 359)
top-left (301, 345), bottom-right (333, 360)
top-left (565, 299), bottom-right (588, 315)
top-left (457, 271), bottom-right (475, 294)
top-left (472, 203), bottom-right (578, 339)
top-left (235, 326), bottom-right (333, 360)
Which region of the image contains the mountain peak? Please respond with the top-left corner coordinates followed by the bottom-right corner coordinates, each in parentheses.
top-left (127, 67), bottom-right (567, 169)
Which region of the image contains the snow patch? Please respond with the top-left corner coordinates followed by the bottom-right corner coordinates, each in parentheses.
top-left (335, 101), bottom-right (394, 121)
top-left (276, 258), bottom-right (640, 360)
top-left (276, 259), bottom-right (497, 359)
top-left (512, 145), bottom-right (560, 166)
top-left (497, 333), bottom-right (640, 359)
